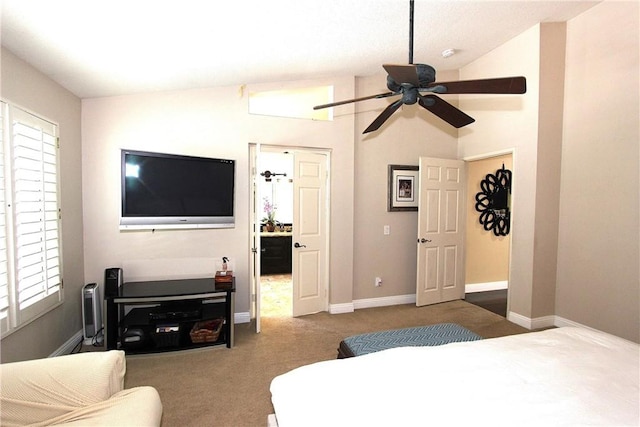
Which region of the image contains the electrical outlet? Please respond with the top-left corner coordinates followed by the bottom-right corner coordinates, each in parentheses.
top-left (383, 225), bottom-right (390, 235)
top-left (375, 277), bottom-right (382, 287)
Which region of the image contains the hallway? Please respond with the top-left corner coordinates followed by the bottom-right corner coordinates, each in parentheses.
top-left (260, 274), bottom-right (292, 318)
top-left (465, 290), bottom-right (507, 317)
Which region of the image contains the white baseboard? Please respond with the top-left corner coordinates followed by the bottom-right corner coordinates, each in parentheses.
top-left (353, 294), bottom-right (416, 310)
top-left (508, 311), bottom-right (557, 330)
top-left (50, 330), bottom-right (84, 357)
top-left (552, 315), bottom-right (604, 333)
top-left (235, 311), bottom-right (251, 324)
top-left (329, 303), bottom-right (354, 314)
top-left (507, 311), bottom-right (604, 333)
top-left (506, 310), bottom-right (530, 328)
top-left (465, 281), bottom-right (508, 293)
top-left (328, 294), bottom-right (416, 314)
top-left (531, 315), bottom-right (556, 330)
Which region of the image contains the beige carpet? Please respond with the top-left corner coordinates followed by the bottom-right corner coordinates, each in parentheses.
top-left (123, 300), bottom-right (528, 427)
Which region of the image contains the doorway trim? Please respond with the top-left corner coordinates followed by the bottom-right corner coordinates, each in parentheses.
top-left (463, 148), bottom-right (515, 318)
top-left (249, 143), bottom-right (331, 331)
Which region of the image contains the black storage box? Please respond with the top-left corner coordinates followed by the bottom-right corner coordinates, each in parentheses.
top-left (153, 323), bottom-right (181, 347)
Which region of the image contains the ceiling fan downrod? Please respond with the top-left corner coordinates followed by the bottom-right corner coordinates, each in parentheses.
top-left (409, 0), bottom-right (414, 64)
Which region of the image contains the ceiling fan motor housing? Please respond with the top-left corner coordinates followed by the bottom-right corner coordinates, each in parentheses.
top-left (387, 63), bottom-right (436, 105)
top-left (386, 75), bottom-right (402, 92)
top-left (415, 63), bottom-right (436, 86)
top-left (402, 86), bottom-right (419, 104)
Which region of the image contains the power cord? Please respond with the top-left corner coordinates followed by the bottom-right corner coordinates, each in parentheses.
top-left (91, 327), bottom-right (105, 347)
top-left (70, 336), bottom-right (84, 354)
top-left (70, 327), bottom-right (105, 354)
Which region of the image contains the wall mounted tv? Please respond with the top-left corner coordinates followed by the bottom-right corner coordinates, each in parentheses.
top-left (120, 149), bottom-right (235, 230)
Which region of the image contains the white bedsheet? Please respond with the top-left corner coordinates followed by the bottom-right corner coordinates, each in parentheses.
top-left (270, 327), bottom-right (639, 427)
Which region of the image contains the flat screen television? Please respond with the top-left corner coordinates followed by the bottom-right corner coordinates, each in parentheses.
top-left (120, 149), bottom-right (235, 229)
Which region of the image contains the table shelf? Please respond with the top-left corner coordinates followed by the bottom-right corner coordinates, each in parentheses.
top-left (105, 278), bottom-right (234, 354)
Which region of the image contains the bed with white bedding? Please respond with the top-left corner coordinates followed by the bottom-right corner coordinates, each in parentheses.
top-left (269, 327), bottom-right (639, 427)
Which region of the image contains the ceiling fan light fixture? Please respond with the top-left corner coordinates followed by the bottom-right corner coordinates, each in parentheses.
top-left (441, 48), bottom-right (456, 58)
top-left (312, 1), bottom-right (526, 134)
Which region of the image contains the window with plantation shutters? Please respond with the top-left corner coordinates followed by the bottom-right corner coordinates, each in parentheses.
top-left (0, 102), bottom-right (62, 338)
top-left (0, 103), bottom-right (8, 335)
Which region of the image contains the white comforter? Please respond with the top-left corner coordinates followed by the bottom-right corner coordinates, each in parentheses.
top-left (270, 327), bottom-right (639, 426)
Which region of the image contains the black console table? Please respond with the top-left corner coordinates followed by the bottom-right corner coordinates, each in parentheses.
top-left (105, 278), bottom-right (235, 354)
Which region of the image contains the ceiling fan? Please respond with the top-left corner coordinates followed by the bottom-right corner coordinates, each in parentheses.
top-left (313, 0), bottom-right (526, 134)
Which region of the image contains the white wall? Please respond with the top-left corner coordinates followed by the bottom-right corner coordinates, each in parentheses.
top-left (1, 48), bottom-right (84, 362)
top-left (352, 70), bottom-right (459, 302)
top-left (81, 76), bottom-right (356, 316)
top-left (458, 24), bottom-right (542, 320)
top-left (459, 2), bottom-right (639, 341)
top-left (557, 1), bottom-right (639, 342)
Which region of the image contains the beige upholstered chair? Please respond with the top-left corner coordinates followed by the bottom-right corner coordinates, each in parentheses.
top-left (1, 350), bottom-right (162, 426)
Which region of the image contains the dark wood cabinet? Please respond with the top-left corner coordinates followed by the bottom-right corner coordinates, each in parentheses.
top-left (261, 235), bottom-right (292, 274)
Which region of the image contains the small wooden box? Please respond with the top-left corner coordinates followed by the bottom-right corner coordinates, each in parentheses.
top-left (215, 271), bottom-right (234, 289)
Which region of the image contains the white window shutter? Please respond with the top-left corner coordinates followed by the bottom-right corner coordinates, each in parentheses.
top-left (7, 106), bottom-right (61, 327)
top-left (0, 102), bottom-right (9, 334)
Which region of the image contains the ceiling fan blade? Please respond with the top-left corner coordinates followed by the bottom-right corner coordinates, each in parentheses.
top-left (383, 64), bottom-right (420, 87)
top-left (418, 95), bottom-right (475, 128)
top-left (363, 99), bottom-right (404, 134)
top-left (313, 92), bottom-right (397, 110)
top-left (426, 76), bottom-right (526, 94)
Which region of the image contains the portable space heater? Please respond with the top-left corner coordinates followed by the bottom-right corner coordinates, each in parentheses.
top-left (82, 283), bottom-right (103, 344)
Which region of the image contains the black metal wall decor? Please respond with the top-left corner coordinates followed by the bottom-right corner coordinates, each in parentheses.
top-left (474, 165), bottom-right (512, 236)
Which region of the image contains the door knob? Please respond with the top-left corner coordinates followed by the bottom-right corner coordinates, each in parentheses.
top-left (294, 242), bottom-right (306, 248)
top-left (418, 238), bottom-right (432, 243)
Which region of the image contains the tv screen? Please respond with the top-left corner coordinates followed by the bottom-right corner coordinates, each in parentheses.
top-left (120, 149), bottom-right (235, 229)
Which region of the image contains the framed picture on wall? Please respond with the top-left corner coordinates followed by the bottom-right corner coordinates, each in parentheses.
top-left (388, 165), bottom-right (419, 211)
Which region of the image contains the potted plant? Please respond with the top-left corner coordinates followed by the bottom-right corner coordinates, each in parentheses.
top-left (262, 198), bottom-right (277, 232)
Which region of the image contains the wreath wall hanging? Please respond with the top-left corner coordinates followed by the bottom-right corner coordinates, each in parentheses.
top-left (474, 164), bottom-right (512, 236)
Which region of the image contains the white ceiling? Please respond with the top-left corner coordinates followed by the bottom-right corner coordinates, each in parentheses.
top-left (1, 0), bottom-right (599, 99)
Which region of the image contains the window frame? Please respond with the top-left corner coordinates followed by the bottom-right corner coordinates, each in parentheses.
top-left (0, 101), bottom-right (64, 338)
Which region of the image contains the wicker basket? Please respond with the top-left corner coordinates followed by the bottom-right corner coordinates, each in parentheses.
top-left (190, 318), bottom-right (224, 344)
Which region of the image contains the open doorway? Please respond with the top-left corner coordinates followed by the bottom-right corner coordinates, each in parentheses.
top-left (258, 151), bottom-right (294, 318)
top-left (250, 145), bottom-right (330, 331)
top-left (464, 153), bottom-right (513, 317)
top-left (260, 274), bottom-right (292, 317)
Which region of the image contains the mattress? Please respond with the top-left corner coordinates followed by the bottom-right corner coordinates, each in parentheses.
top-left (270, 327), bottom-right (640, 427)
top-left (338, 323), bottom-right (482, 358)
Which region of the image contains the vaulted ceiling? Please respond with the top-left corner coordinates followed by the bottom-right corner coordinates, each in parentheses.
top-left (1, 0), bottom-right (599, 98)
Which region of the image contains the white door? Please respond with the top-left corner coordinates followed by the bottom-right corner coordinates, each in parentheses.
top-left (416, 157), bottom-right (466, 306)
top-left (249, 143), bottom-right (262, 333)
top-left (292, 151), bottom-right (328, 316)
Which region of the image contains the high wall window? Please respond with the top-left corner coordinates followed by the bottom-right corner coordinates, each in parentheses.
top-left (0, 102), bottom-right (63, 338)
top-left (248, 86), bottom-right (334, 121)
